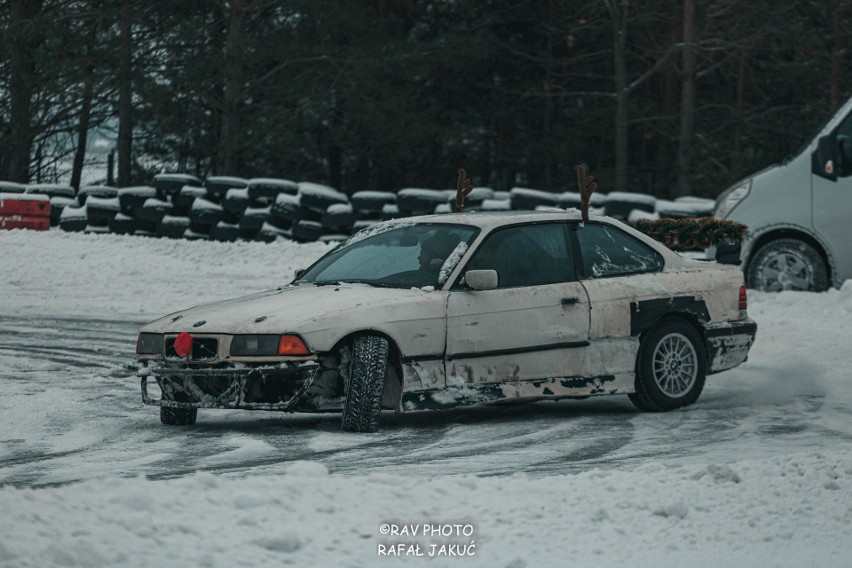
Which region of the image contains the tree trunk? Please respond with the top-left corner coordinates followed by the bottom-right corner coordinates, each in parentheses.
top-left (71, 29), bottom-right (97, 191)
top-left (611, 1), bottom-right (629, 191)
top-left (71, 75), bottom-right (94, 191)
top-left (217, 0), bottom-right (246, 175)
top-left (7, 0), bottom-right (42, 183)
top-left (117, 0), bottom-right (133, 187)
top-left (675, 0), bottom-right (697, 196)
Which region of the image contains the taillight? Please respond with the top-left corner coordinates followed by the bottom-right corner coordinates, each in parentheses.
top-left (738, 285), bottom-right (748, 311)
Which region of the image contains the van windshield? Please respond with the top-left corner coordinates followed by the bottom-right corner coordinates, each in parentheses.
top-left (785, 98), bottom-right (852, 163)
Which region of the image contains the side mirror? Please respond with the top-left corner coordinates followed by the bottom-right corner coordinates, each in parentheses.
top-left (813, 134), bottom-right (839, 180)
top-left (294, 268), bottom-right (305, 279)
top-left (465, 269), bottom-right (498, 291)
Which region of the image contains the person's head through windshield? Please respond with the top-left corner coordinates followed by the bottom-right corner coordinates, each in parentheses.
top-left (419, 232), bottom-right (461, 273)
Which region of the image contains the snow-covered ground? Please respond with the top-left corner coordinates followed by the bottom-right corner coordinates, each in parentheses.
top-left (1, 230), bottom-right (851, 567)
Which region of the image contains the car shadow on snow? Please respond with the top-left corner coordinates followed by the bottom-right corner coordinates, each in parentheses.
top-left (174, 395), bottom-right (639, 434)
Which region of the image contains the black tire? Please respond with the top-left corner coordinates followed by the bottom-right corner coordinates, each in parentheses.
top-left (629, 318), bottom-right (707, 412)
top-left (160, 406), bottom-right (198, 425)
top-left (341, 335), bottom-right (389, 432)
top-left (746, 238), bottom-right (829, 292)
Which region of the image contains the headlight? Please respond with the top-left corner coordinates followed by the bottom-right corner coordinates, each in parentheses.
top-left (136, 333), bottom-right (164, 355)
top-left (715, 179), bottom-right (751, 219)
top-left (230, 334), bottom-right (311, 356)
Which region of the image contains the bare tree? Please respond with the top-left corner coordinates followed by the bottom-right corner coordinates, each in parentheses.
top-left (675, 0), bottom-right (696, 196)
top-left (6, 0), bottom-right (42, 182)
top-left (116, 0), bottom-right (133, 186)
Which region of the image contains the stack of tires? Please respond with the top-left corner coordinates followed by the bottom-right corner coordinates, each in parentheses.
top-left (1, 175), bottom-right (723, 248)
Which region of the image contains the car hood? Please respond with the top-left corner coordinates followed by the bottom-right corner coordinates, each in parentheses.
top-left (140, 283), bottom-right (438, 335)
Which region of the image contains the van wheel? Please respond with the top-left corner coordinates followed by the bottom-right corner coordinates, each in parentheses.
top-left (341, 335), bottom-right (389, 432)
top-left (629, 319), bottom-right (706, 412)
top-left (746, 238), bottom-right (828, 292)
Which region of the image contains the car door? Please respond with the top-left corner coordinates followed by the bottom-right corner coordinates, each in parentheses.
top-left (574, 222), bottom-right (666, 389)
top-left (812, 109), bottom-right (852, 283)
top-left (445, 222), bottom-right (590, 385)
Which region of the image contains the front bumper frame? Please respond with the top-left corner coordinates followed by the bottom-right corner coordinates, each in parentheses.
top-left (140, 362), bottom-right (320, 411)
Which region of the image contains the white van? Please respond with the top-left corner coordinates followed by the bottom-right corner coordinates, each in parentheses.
top-left (715, 97), bottom-right (852, 292)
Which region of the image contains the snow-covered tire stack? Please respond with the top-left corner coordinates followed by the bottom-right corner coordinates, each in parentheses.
top-left (247, 178), bottom-right (298, 204)
top-left (59, 204), bottom-right (88, 232)
top-left (223, 188), bottom-right (250, 217)
top-left (396, 188), bottom-right (448, 216)
top-left (117, 186), bottom-right (157, 217)
top-left (136, 197), bottom-right (174, 225)
top-left (210, 221), bottom-right (240, 242)
top-left (604, 192), bottom-right (657, 220)
top-left (239, 205), bottom-right (271, 239)
top-left (0, 181), bottom-right (26, 194)
top-left (171, 186), bottom-right (208, 215)
top-left (509, 187), bottom-right (560, 210)
top-left (203, 176), bottom-right (246, 203)
top-left (655, 197), bottom-right (715, 219)
top-left (157, 215), bottom-right (190, 239)
top-left (18, 172), bottom-right (723, 246)
top-left (85, 195), bottom-right (121, 228)
top-left (188, 197), bottom-right (224, 237)
top-left (152, 174), bottom-right (202, 201)
top-left (321, 203), bottom-right (356, 234)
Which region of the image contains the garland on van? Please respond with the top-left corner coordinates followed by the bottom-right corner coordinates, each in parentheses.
top-left (632, 217), bottom-right (748, 251)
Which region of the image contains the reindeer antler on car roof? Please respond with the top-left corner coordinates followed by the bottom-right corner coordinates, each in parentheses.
top-left (576, 164), bottom-right (598, 223)
top-left (455, 168), bottom-right (474, 211)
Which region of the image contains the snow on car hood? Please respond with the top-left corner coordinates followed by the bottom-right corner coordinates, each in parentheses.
top-left (139, 283), bottom-right (440, 336)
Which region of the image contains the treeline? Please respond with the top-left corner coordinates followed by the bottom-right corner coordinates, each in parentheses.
top-left (1, 0), bottom-right (850, 198)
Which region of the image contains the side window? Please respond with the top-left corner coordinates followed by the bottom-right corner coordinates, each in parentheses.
top-left (577, 223), bottom-right (663, 278)
top-left (464, 223), bottom-right (575, 288)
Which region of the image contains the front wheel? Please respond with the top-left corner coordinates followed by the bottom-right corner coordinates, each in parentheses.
top-left (746, 238), bottom-right (829, 292)
top-left (629, 319), bottom-right (707, 412)
top-left (341, 335), bottom-right (389, 432)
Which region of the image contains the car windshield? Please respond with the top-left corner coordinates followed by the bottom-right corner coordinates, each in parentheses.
top-left (296, 223), bottom-right (479, 289)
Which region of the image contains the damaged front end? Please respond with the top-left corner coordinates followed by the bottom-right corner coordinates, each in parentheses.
top-left (138, 361), bottom-right (320, 411)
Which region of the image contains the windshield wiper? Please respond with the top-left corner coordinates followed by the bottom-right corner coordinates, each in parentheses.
top-left (307, 280), bottom-right (393, 288)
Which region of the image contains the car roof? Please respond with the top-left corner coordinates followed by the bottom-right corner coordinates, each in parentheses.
top-left (398, 209), bottom-right (591, 230)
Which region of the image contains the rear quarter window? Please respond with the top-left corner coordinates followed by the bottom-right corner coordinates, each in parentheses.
top-left (577, 223), bottom-right (663, 278)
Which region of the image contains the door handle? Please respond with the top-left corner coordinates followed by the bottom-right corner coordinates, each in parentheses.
top-left (561, 297), bottom-right (580, 307)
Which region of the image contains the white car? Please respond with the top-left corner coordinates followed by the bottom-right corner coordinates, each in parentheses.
top-left (135, 211), bottom-right (757, 431)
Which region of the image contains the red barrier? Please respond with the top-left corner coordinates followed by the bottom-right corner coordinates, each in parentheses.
top-left (0, 194), bottom-right (51, 217)
top-left (0, 215), bottom-right (51, 231)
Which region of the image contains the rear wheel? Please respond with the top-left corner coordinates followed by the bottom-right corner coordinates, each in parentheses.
top-left (341, 335), bottom-right (389, 432)
top-left (746, 238), bottom-right (829, 292)
top-left (629, 319), bottom-right (706, 412)
top-left (160, 406), bottom-right (197, 425)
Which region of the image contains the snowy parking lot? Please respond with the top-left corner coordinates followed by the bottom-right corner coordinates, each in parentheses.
top-left (1, 230), bottom-right (851, 567)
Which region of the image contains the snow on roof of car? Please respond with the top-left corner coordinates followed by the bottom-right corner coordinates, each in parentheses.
top-left (389, 208), bottom-right (589, 229)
